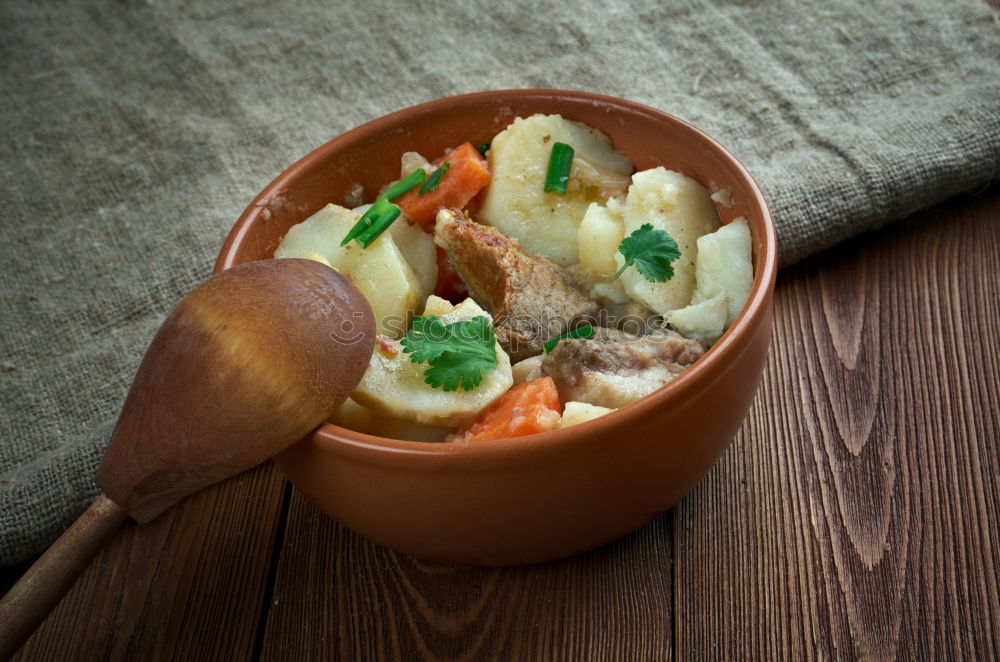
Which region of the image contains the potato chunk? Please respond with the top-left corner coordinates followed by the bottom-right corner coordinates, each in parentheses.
top-left (351, 296), bottom-right (514, 427)
top-left (275, 204), bottom-right (431, 338)
top-left (479, 114), bottom-right (633, 267)
top-left (691, 217), bottom-right (753, 325)
top-left (577, 198), bottom-right (626, 280)
top-left (386, 214), bottom-right (437, 298)
top-left (329, 396), bottom-right (451, 442)
top-left (665, 295), bottom-right (727, 346)
top-left (328, 397), bottom-right (373, 433)
top-left (665, 217), bottom-right (753, 345)
top-left (616, 168), bottom-right (721, 315)
top-left (559, 401), bottom-right (615, 428)
top-left (351, 202), bottom-right (438, 305)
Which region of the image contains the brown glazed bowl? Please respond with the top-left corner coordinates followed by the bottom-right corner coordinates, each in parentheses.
top-left (216, 89), bottom-right (777, 566)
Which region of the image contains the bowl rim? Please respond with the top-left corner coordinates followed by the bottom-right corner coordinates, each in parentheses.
top-left (216, 88), bottom-right (777, 463)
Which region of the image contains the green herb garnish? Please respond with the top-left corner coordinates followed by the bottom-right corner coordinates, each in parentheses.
top-left (613, 223), bottom-right (681, 282)
top-left (420, 162), bottom-right (450, 194)
top-left (383, 168), bottom-right (426, 201)
top-left (341, 196), bottom-right (401, 248)
top-left (341, 201), bottom-right (380, 246)
top-left (339, 170), bottom-right (425, 247)
top-left (543, 142), bottom-right (574, 195)
top-left (400, 315), bottom-right (498, 391)
top-left (475, 142), bottom-right (490, 157)
top-left (543, 323), bottom-right (595, 353)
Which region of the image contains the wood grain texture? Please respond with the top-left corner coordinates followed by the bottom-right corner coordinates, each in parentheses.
top-left (674, 189), bottom-right (1000, 661)
top-left (0, 495), bottom-right (126, 659)
top-left (8, 463), bottom-right (286, 662)
top-left (258, 490), bottom-right (674, 662)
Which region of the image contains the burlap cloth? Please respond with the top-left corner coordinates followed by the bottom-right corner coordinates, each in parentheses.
top-left (1, 0), bottom-right (998, 566)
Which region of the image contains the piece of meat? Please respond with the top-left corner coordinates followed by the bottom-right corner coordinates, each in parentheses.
top-left (434, 208), bottom-right (599, 361)
top-left (541, 326), bottom-right (705, 409)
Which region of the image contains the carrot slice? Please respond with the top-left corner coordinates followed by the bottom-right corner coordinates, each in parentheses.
top-left (450, 377), bottom-right (563, 442)
top-left (397, 142), bottom-right (491, 225)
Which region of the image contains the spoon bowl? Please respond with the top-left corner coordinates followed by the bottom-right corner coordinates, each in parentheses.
top-left (96, 258), bottom-right (375, 522)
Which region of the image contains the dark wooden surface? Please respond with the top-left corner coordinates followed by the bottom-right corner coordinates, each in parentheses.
top-left (3, 188), bottom-right (999, 661)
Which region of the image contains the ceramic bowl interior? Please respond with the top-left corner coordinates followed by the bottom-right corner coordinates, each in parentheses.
top-left (216, 89), bottom-right (777, 565)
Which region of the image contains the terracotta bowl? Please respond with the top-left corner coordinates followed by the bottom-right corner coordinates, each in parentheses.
top-left (215, 89), bottom-right (777, 566)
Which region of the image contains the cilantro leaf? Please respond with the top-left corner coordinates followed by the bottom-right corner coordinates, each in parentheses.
top-left (613, 223), bottom-right (682, 282)
top-left (399, 315), bottom-right (499, 391)
top-left (421, 346), bottom-right (498, 392)
top-left (399, 316), bottom-right (452, 364)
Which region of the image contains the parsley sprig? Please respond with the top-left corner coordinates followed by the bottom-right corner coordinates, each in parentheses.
top-left (400, 315), bottom-right (498, 391)
top-left (613, 223), bottom-right (681, 282)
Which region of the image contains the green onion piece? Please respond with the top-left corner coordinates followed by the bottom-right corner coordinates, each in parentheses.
top-left (420, 162), bottom-right (450, 195)
top-left (543, 142), bottom-right (574, 195)
top-left (382, 168), bottom-right (426, 201)
top-left (475, 142), bottom-right (490, 157)
top-left (353, 197), bottom-right (401, 248)
top-left (340, 171), bottom-right (423, 246)
top-left (543, 323), bottom-right (594, 353)
top-left (340, 205), bottom-right (378, 246)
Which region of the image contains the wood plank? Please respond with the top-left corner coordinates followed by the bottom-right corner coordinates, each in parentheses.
top-left (674, 189), bottom-right (1000, 661)
top-left (9, 462), bottom-right (288, 662)
top-left (259, 489), bottom-right (674, 661)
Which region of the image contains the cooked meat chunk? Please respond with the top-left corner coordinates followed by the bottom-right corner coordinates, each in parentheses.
top-left (434, 208), bottom-right (599, 361)
top-left (541, 327), bottom-right (705, 409)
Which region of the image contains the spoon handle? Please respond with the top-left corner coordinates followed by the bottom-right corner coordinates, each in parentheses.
top-left (0, 493), bottom-right (127, 660)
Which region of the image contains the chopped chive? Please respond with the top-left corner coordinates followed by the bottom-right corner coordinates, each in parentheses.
top-left (612, 261), bottom-right (630, 281)
top-left (543, 323), bottom-right (594, 353)
top-left (420, 162), bottom-right (449, 194)
top-left (340, 206), bottom-right (378, 246)
top-left (354, 197), bottom-right (401, 247)
top-left (543, 142), bottom-right (574, 195)
top-left (340, 170), bottom-right (425, 246)
top-left (341, 197), bottom-right (400, 247)
top-left (383, 168), bottom-right (426, 201)
top-left (475, 142), bottom-right (490, 157)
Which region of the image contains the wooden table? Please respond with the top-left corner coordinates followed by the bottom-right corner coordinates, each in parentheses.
top-left (3, 188), bottom-right (998, 661)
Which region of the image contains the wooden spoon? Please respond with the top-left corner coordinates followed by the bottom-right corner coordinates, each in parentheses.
top-left (0, 258), bottom-right (375, 659)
